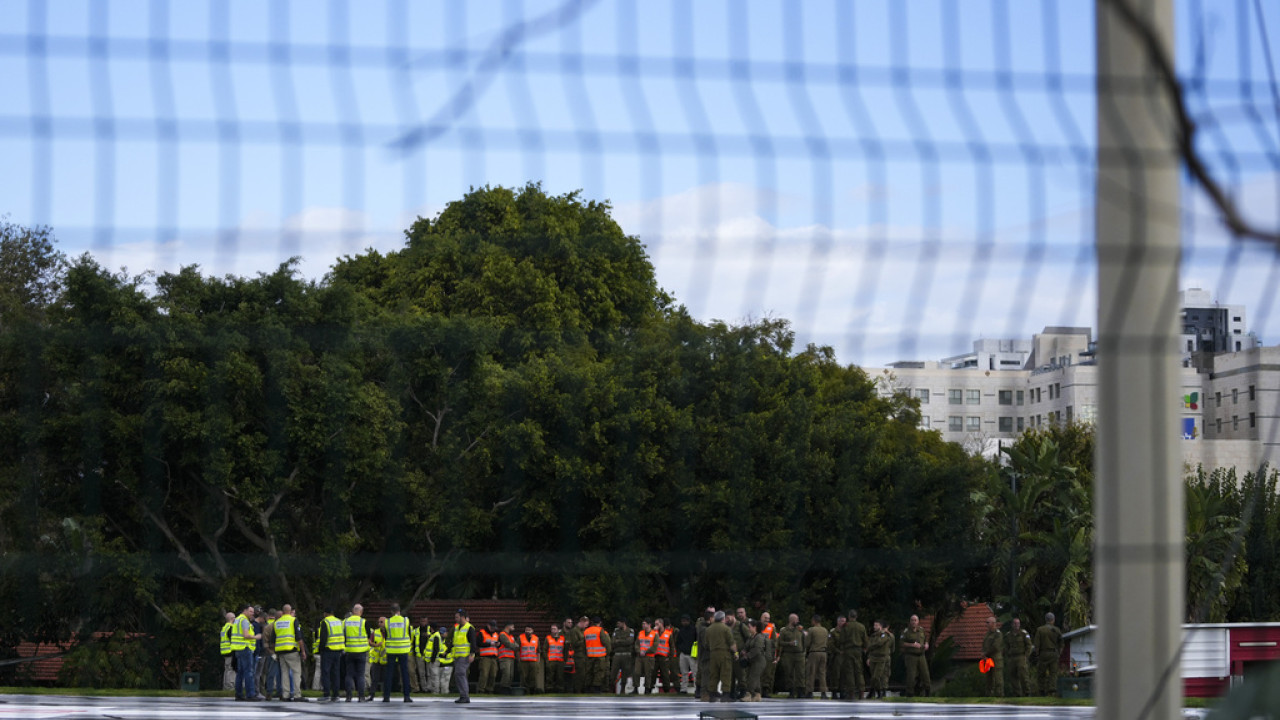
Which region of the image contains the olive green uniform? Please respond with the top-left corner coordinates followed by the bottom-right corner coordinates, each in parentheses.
top-left (776, 624), bottom-right (807, 698)
top-left (731, 620), bottom-right (750, 697)
top-left (982, 628), bottom-right (1003, 697)
top-left (805, 624), bottom-right (830, 697)
top-left (568, 626), bottom-right (587, 692)
top-left (703, 622), bottom-right (736, 699)
top-left (743, 632), bottom-right (767, 697)
top-left (865, 629), bottom-right (893, 697)
top-left (899, 626), bottom-right (930, 697)
top-left (610, 627), bottom-right (634, 693)
top-left (1032, 623), bottom-right (1063, 696)
top-left (1005, 625), bottom-right (1032, 696)
top-left (841, 620), bottom-right (867, 699)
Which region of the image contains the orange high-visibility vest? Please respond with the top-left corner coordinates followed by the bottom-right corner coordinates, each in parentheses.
top-left (478, 629), bottom-right (500, 657)
top-left (566, 645), bottom-right (576, 671)
top-left (584, 625), bottom-right (606, 658)
top-left (519, 633), bottom-right (539, 662)
top-left (498, 631), bottom-right (516, 660)
top-left (762, 622), bottom-right (777, 639)
top-left (654, 628), bottom-right (673, 657)
top-left (546, 635), bottom-right (565, 662)
top-left (636, 629), bottom-right (655, 655)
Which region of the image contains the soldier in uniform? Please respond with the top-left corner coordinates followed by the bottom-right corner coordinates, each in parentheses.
top-left (899, 614), bottom-right (930, 697)
top-left (758, 611), bottom-right (777, 697)
top-left (1005, 617), bottom-right (1033, 696)
top-left (731, 609), bottom-right (750, 699)
top-left (695, 609), bottom-right (712, 700)
top-left (828, 615), bottom-right (846, 698)
top-left (842, 609), bottom-right (868, 701)
top-left (702, 610), bottom-right (738, 702)
top-left (776, 613), bottom-right (807, 698)
top-left (1032, 612), bottom-right (1063, 697)
top-left (568, 616), bottom-right (588, 692)
top-left (981, 616), bottom-right (1003, 697)
top-left (805, 614), bottom-right (830, 699)
top-left (610, 618), bottom-right (634, 694)
top-left (742, 619), bottom-right (767, 702)
top-left (865, 620), bottom-right (893, 699)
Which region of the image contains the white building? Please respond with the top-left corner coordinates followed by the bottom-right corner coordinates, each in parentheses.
top-left (876, 295), bottom-right (1278, 473)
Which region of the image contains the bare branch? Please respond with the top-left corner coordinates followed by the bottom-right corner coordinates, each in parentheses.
top-left (1104, 0), bottom-right (1280, 245)
top-left (491, 495), bottom-right (516, 512)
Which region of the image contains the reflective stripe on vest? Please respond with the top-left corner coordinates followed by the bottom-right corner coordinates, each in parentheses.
top-left (324, 616), bottom-right (345, 651)
top-left (370, 630), bottom-right (385, 663)
top-left (452, 623), bottom-right (472, 658)
top-left (636, 629), bottom-right (654, 654)
top-left (546, 635), bottom-right (564, 662)
top-left (478, 629), bottom-right (500, 657)
top-left (274, 615), bottom-right (298, 652)
top-left (231, 614), bottom-right (253, 652)
top-left (519, 634), bottom-right (539, 661)
top-left (584, 626), bottom-right (606, 658)
top-left (654, 628), bottom-right (672, 657)
top-left (344, 616), bottom-right (369, 652)
top-left (498, 631), bottom-right (516, 660)
top-left (385, 615), bottom-right (411, 654)
top-left (436, 633), bottom-right (454, 665)
top-left (311, 627), bottom-right (321, 654)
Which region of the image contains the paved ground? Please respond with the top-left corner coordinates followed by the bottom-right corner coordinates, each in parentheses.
top-left (0, 694), bottom-right (1208, 720)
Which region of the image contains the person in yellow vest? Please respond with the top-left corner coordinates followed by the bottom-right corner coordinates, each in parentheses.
top-left (231, 604), bottom-right (262, 701)
top-left (381, 604), bottom-right (414, 703)
top-left (412, 616), bottom-right (431, 693)
top-left (518, 624), bottom-right (542, 693)
top-left (544, 623), bottom-right (566, 693)
top-left (368, 623), bottom-right (386, 700)
top-left (274, 604), bottom-right (308, 701)
top-left (219, 611), bottom-right (236, 691)
top-left (317, 607), bottom-right (345, 702)
top-left (452, 609), bottom-right (477, 704)
top-left (342, 603), bottom-right (370, 702)
top-left (426, 623), bottom-right (450, 693)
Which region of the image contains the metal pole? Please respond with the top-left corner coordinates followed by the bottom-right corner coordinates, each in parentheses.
top-left (1095, 1), bottom-right (1183, 719)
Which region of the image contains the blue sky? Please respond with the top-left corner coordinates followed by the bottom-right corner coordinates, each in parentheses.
top-left (1, 0), bottom-right (1277, 366)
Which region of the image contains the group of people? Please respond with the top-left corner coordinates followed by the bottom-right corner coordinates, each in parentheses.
top-left (219, 602), bottom-right (1066, 702)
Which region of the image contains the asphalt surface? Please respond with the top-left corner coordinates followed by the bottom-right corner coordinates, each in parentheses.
top-left (0, 694), bottom-right (1160, 720)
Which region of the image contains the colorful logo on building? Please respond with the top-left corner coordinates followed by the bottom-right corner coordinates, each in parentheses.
top-left (1182, 417), bottom-right (1197, 440)
top-left (1183, 392), bottom-right (1198, 410)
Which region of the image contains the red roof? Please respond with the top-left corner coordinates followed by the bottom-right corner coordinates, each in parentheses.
top-left (927, 602), bottom-right (997, 661)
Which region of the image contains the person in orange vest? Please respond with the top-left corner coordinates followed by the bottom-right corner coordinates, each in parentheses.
top-left (543, 623), bottom-right (566, 693)
top-left (476, 620), bottom-right (501, 693)
top-left (758, 611), bottom-right (778, 697)
top-left (649, 618), bottom-right (677, 694)
top-left (518, 624), bottom-right (541, 693)
top-left (631, 619), bottom-right (655, 694)
top-left (497, 622), bottom-right (518, 692)
top-left (582, 616), bottom-right (611, 692)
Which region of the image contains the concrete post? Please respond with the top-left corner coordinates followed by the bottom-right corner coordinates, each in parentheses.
top-left (1095, 1), bottom-right (1184, 719)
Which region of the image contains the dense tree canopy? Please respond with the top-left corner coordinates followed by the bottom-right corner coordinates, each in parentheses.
top-left (3, 186), bottom-right (1277, 689)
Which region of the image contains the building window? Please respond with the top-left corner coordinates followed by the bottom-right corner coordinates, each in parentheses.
top-left (1186, 340), bottom-right (1193, 351)
top-left (1017, 417), bottom-right (1025, 432)
top-left (1048, 385), bottom-right (1055, 400)
top-left (998, 417), bottom-right (1013, 433)
top-left (949, 389), bottom-right (962, 405)
top-left (1216, 418), bottom-right (1222, 434)
top-left (921, 416), bottom-right (931, 429)
top-left (967, 389), bottom-right (981, 405)
top-left (1066, 406), bottom-right (1073, 423)
top-left (1055, 383), bottom-right (1062, 398)
top-left (1215, 391), bottom-right (1222, 407)
top-left (999, 390), bottom-right (1012, 405)
top-left (1250, 413), bottom-right (1256, 429)
top-left (949, 416), bottom-right (963, 432)
top-left (966, 416), bottom-right (981, 431)
top-left (1249, 385), bottom-right (1256, 401)
top-left (1016, 390), bottom-right (1024, 406)
top-left (1232, 416), bottom-right (1239, 431)
top-left (916, 388), bottom-right (930, 404)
